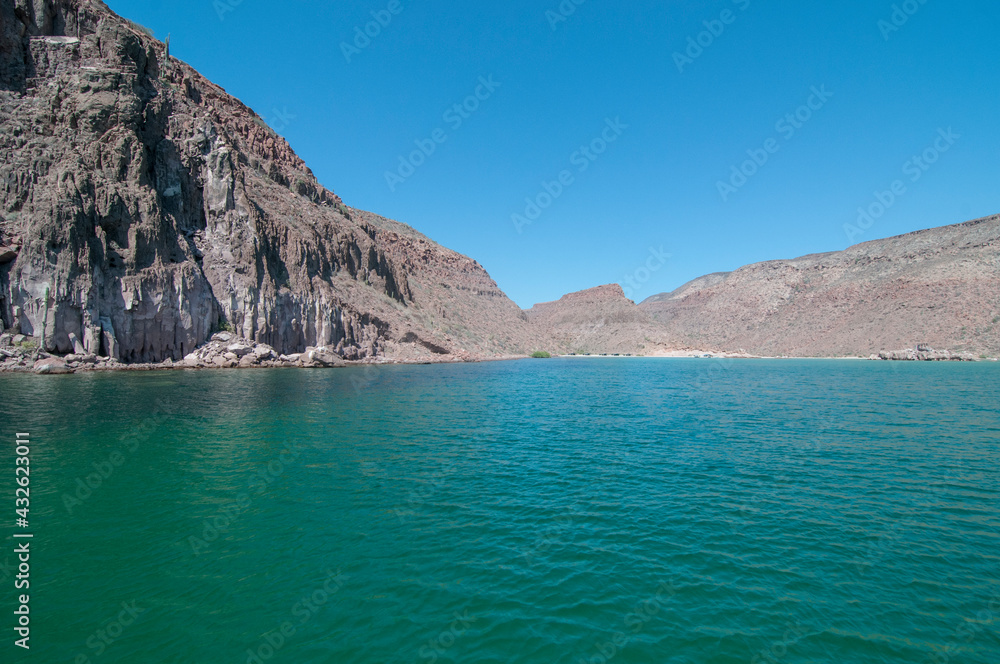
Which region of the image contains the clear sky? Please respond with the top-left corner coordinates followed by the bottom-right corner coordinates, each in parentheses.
top-left (108, 0), bottom-right (999, 308)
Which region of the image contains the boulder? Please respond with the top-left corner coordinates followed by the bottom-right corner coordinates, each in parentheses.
top-left (34, 358), bottom-right (73, 375)
top-left (308, 350), bottom-right (344, 367)
top-left (253, 346), bottom-right (276, 360)
top-left (0, 333), bottom-right (12, 347)
top-left (227, 344), bottom-right (252, 358)
top-left (212, 332), bottom-right (234, 343)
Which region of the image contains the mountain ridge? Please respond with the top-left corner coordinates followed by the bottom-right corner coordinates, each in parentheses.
top-left (639, 214), bottom-right (1000, 357)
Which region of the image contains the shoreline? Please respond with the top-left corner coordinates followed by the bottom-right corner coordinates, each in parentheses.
top-left (1, 349), bottom-right (995, 376)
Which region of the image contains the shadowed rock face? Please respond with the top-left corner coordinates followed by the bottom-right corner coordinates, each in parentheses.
top-left (640, 216), bottom-right (1000, 357)
top-left (0, 0), bottom-right (534, 362)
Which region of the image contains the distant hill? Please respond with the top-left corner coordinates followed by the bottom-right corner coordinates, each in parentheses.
top-left (525, 285), bottom-right (676, 355)
top-left (639, 216), bottom-right (1000, 357)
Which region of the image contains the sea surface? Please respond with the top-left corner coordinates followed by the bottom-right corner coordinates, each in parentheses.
top-left (1, 359), bottom-right (999, 663)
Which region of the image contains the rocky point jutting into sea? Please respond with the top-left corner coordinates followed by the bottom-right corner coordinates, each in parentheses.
top-left (0, 0), bottom-right (537, 371)
top-left (1, 1), bottom-right (998, 374)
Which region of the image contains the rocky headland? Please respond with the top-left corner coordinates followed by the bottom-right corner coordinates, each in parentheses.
top-left (0, 0), bottom-right (536, 374)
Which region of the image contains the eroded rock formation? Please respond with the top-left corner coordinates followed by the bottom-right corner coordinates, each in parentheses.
top-left (0, 0), bottom-right (535, 364)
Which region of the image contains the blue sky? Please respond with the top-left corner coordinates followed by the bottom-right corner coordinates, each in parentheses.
top-left (109, 0), bottom-right (999, 308)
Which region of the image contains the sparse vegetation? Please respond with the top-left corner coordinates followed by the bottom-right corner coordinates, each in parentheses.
top-left (17, 339), bottom-right (38, 350)
top-left (216, 321), bottom-right (234, 333)
top-left (530, 351), bottom-right (552, 359)
top-left (123, 19), bottom-right (154, 38)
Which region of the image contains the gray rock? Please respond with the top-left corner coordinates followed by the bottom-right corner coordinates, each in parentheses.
top-left (253, 345), bottom-right (276, 360)
top-left (100, 318), bottom-right (120, 362)
top-left (308, 350), bottom-right (344, 367)
top-left (34, 358), bottom-right (73, 375)
top-left (227, 344), bottom-right (252, 357)
top-left (68, 332), bottom-right (86, 354)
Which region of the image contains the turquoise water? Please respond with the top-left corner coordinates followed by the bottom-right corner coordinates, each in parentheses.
top-left (2, 359), bottom-right (999, 663)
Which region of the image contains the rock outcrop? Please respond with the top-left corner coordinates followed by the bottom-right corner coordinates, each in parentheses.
top-left (640, 216), bottom-right (1000, 358)
top-left (0, 0), bottom-right (535, 365)
top-left (872, 347), bottom-right (979, 362)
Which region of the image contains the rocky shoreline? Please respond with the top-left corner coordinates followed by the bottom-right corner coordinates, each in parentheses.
top-left (0, 332), bottom-right (511, 375)
top-left (870, 346), bottom-right (981, 362)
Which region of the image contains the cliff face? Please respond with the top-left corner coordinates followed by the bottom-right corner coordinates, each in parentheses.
top-left (640, 216), bottom-right (1000, 357)
top-left (525, 284), bottom-right (677, 355)
top-left (0, 0), bottom-right (533, 362)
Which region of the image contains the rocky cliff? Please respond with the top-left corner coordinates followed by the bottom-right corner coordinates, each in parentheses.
top-left (0, 0), bottom-right (534, 363)
top-left (640, 215), bottom-right (1000, 357)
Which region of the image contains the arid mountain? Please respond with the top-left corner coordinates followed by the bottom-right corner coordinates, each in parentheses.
top-left (2, 2), bottom-right (995, 369)
top-left (525, 284), bottom-right (677, 355)
top-left (0, 0), bottom-right (534, 362)
top-left (640, 216), bottom-right (1000, 357)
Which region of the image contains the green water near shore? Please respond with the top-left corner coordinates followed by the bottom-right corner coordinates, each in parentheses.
top-left (1, 359), bottom-right (999, 663)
